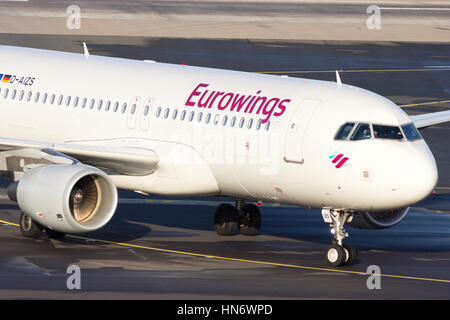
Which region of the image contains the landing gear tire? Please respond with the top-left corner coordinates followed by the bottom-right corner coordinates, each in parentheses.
top-left (239, 204), bottom-right (261, 236)
top-left (343, 244), bottom-right (356, 266)
top-left (214, 204), bottom-right (239, 236)
top-left (20, 212), bottom-right (43, 238)
top-left (325, 244), bottom-right (346, 267)
top-left (45, 228), bottom-right (66, 240)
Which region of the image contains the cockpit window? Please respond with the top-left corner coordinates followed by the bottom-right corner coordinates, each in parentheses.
top-left (335, 122), bottom-right (355, 140)
top-left (401, 123), bottom-right (422, 141)
top-left (372, 124), bottom-right (403, 140)
top-left (350, 123), bottom-right (371, 140)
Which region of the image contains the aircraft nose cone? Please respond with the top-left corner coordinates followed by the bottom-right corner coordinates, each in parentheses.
top-left (403, 147), bottom-right (438, 204)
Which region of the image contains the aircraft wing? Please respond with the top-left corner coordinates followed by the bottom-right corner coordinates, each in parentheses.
top-left (410, 110), bottom-right (450, 129)
top-left (0, 137), bottom-right (159, 176)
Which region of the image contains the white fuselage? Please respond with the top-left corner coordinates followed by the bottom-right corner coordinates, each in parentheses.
top-left (0, 46), bottom-right (438, 211)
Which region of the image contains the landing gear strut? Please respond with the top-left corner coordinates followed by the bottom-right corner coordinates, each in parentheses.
top-left (322, 209), bottom-right (356, 267)
top-left (214, 198), bottom-right (261, 236)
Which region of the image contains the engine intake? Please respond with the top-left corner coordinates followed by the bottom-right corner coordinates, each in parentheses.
top-left (11, 164), bottom-right (118, 234)
top-left (348, 207), bottom-right (410, 230)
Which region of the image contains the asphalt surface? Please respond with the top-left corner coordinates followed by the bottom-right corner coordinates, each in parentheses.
top-left (0, 35), bottom-right (449, 299)
top-left (0, 0), bottom-right (449, 41)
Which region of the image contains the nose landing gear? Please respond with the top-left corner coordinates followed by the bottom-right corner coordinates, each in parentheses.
top-left (322, 209), bottom-right (356, 267)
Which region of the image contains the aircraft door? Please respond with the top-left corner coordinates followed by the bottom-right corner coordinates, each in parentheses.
top-left (284, 98), bottom-right (321, 164)
top-left (127, 96), bottom-right (141, 130)
top-left (140, 97), bottom-right (155, 132)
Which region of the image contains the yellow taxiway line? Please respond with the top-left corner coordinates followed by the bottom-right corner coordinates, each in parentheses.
top-left (256, 67), bottom-right (450, 74)
top-left (1, 218), bottom-right (449, 285)
top-left (399, 100), bottom-right (450, 108)
top-left (256, 68), bottom-right (450, 109)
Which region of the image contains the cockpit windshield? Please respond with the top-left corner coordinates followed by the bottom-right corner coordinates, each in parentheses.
top-left (401, 123), bottom-right (422, 141)
top-left (335, 122), bottom-right (420, 142)
top-left (335, 122), bottom-right (355, 140)
top-left (350, 123), bottom-right (371, 141)
top-left (372, 125), bottom-right (403, 140)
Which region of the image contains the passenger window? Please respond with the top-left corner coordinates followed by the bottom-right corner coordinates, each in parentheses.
top-left (73, 97), bottom-right (79, 107)
top-left (144, 105), bottom-right (150, 116)
top-left (97, 100), bottom-right (103, 110)
top-left (113, 102), bottom-right (119, 112)
top-left (180, 110), bottom-right (186, 120)
top-left (256, 119), bottom-right (262, 130)
top-left (214, 114), bottom-right (220, 125)
top-left (350, 123), bottom-right (371, 140)
top-left (265, 120), bottom-right (271, 131)
top-left (230, 116), bottom-right (236, 127)
top-left (205, 113), bottom-right (211, 124)
top-left (164, 108), bottom-right (170, 118)
top-left (189, 111), bottom-right (194, 121)
top-left (3, 88), bottom-right (9, 99)
top-left (335, 122), bottom-right (355, 140)
top-left (58, 95), bottom-right (64, 105)
top-left (105, 101), bottom-right (111, 111)
top-left (27, 91), bottom-right (33, 102)
top-left (121, 103), bottom-right (127, 113)
top-left (401, 123), bottom-right (422, 141)
top-left (34, 92), bottom-right (40, 103)
top-left (156, 106), bottom-right (162, 118)
top-left (239, 117), bottom-right (245, 128)
top-left (11, 89), bottom-right (16, 100)
top-left (373, 124), bottom-right (403, 140)
top-left (131, 103), bottom-right (136, 115)
top-left (197, 112), bottom-right (203, 122)
top-left (19, 90), bottom-right (25, 101)
top-left (42, 93), bottom-right (48, 104)
top-left (172, 109), bottom-right (178, 120)
top-left (222, 115), bottom-right (228, 126)
top-left (66, 96), bottom-right (71, 106)
top-left (89, 98), bottom-right (95, 109)
top-left (247, 118), bottom-right (253, 129)
top-left (50, 94), bottom-right (55, 104)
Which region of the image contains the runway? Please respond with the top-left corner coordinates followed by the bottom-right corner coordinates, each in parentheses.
top-left (0, 0), bottom-right (449, 42)
top-left (0, 34), bottom-right (449, 299)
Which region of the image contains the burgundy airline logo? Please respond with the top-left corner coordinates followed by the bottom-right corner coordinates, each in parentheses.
top-left (185, 83), bottom-right (290, 123)
top-left (329, 151), bottom-right (350, 169)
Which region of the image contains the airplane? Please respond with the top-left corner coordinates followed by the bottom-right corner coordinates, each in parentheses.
top-left (0, 44), bottom-right (449, 267)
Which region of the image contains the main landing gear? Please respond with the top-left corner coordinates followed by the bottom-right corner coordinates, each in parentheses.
top-left (20, 212), bottom-right (43, 238)
top-left (322, 209), bottom-right (356, 267)
top-left (214, 198), bottom-right (261, 236)
top-left (19, 212), bottom-right (66, 239)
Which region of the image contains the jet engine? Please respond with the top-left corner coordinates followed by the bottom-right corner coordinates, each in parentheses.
top-left (8, 164), bottom-right (118, 234)
top-left (347, 208), bottom-right (410, 230)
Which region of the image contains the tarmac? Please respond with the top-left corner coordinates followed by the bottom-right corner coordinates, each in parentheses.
top-left (0, 0), bottom-right (449, 42)
top-left (0, 33), bottom-right (449, 299)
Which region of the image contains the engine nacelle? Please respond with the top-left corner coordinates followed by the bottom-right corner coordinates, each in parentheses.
top-left (11, 164), bottom-right (118, 234)
top-left (348, 207), bottom-right (410, 230)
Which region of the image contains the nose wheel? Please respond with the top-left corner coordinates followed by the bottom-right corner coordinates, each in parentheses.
top-left (325, 243), bottom-right (355, 267)
top-left (322, 209), bottom-right (356, 266)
